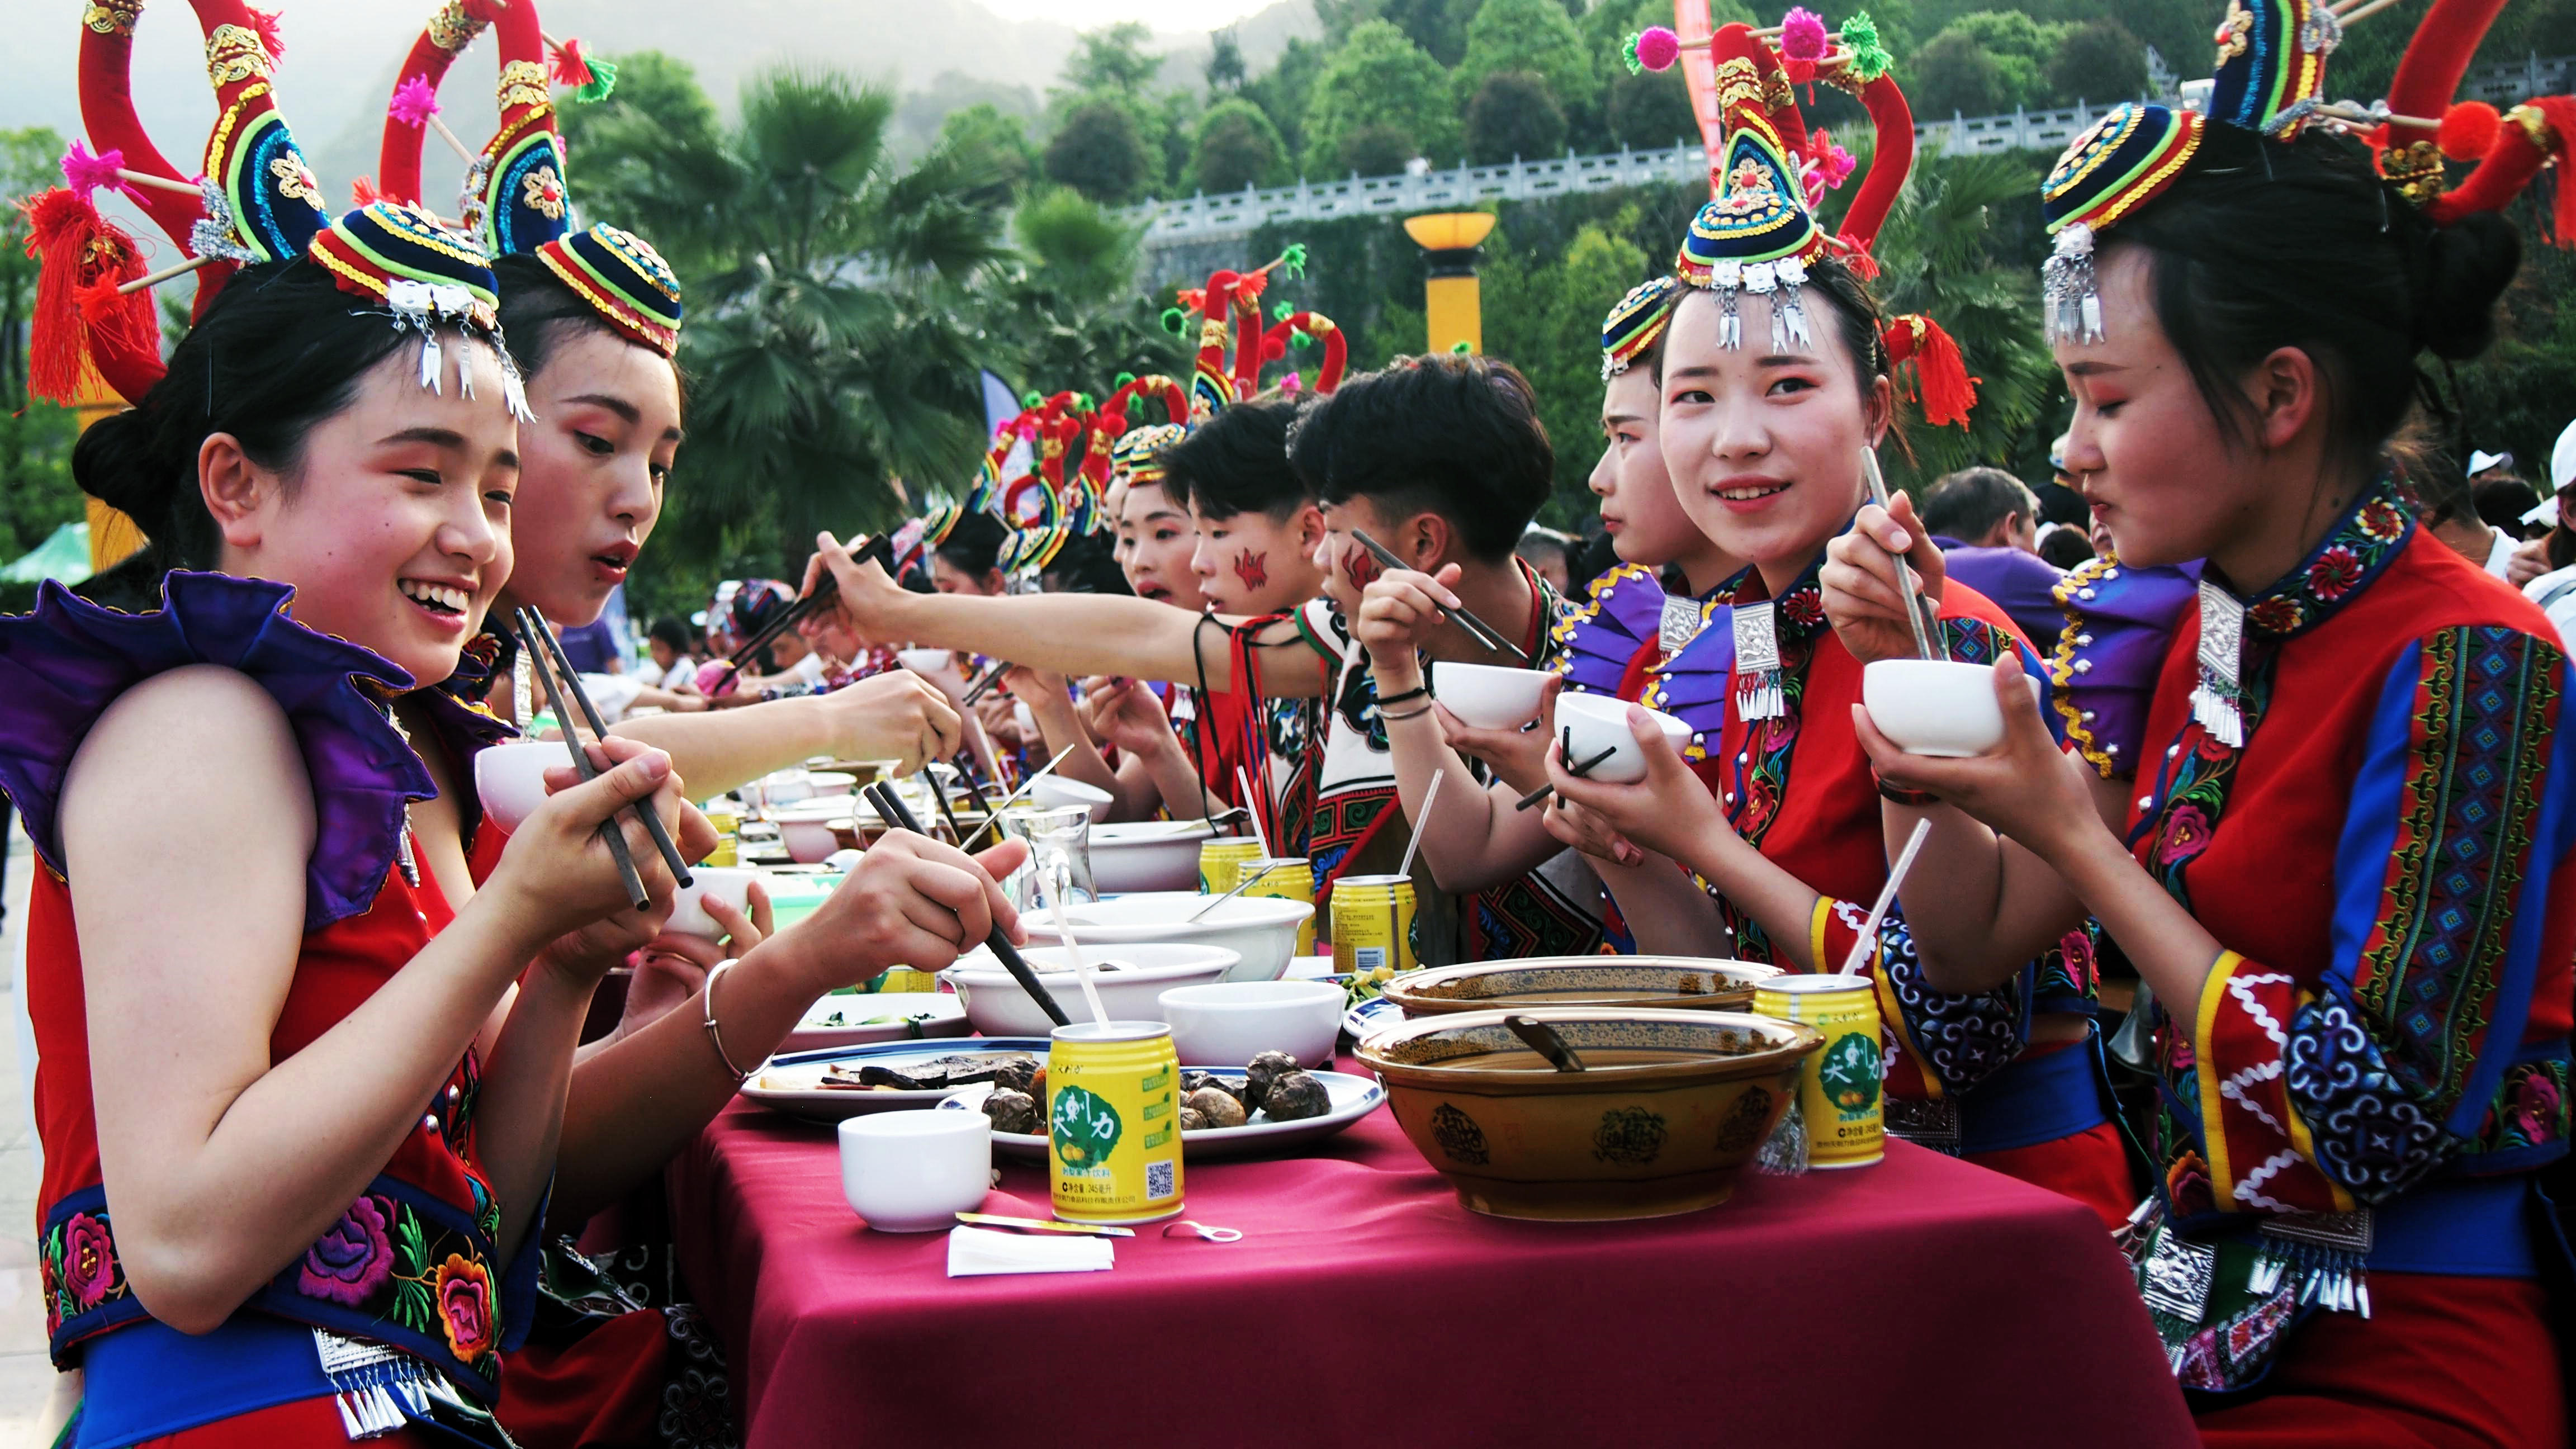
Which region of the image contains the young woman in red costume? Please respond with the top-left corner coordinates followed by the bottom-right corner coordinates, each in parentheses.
top-left (1539, 23), bottom-right (2133, 1227)
top-left (1825, 0), bottom-right (2576, 1436)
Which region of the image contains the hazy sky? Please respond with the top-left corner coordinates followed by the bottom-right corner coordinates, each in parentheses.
top-left (981, 0), bottom-right (1277, 23)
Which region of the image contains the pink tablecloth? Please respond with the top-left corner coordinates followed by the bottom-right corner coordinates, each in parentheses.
top-left (670, 1086), bottom-right (2196, 1448)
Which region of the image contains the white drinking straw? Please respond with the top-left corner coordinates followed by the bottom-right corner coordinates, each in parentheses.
top-left (1397, 768), bottom-right (1446, 882)
top-left (1047, 862), bottom-right (1111, 1027)
top-left (1235, 765), bottom-right (1272, 859)
top-left (1837, 819), bottom-right (1934, 979)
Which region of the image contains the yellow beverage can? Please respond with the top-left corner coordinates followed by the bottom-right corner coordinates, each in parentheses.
top-left (1047, 1022), bottom-right (1185, 1224)
top-left (1197, 836), bottom-right (1266, 894)
top-left (702, 808), bottom-right (740, 868)
top-left (1330, 874), bottom-right (1417, 990)
top-left (1753, 974), bottom-right (1884, 1168)
top-left (1237, 856), bottom-right (1317, 954)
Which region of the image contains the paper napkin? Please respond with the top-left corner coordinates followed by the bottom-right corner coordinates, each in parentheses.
top-left (946, 1224), bottom-right (1115, 1277)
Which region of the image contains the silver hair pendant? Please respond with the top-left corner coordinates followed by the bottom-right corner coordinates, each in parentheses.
top-left (2189, 577), bottom-right (2247, 748)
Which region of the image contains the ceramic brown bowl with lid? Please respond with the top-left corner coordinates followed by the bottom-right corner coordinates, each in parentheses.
top-left (1355, 1008), bottom-right (1820, 1221)
top-left (1377, 957), bottom-right (1782, 1019)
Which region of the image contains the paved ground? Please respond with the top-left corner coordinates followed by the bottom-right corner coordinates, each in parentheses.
top-left (0, 820), bottom-right (64, 1445)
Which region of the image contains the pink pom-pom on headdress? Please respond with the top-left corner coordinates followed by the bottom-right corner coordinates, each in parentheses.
top-left (549, 35), bottom-right (596, 89)
top-left (1635, 26), bottom-right (1682, 72)
top-left (248, 7), bottom-right (285, 61)
top-left (1779, 8), bottom-right (1829, 61)
top-left (389, 75), bottom-right (442, 129)
top-left (59, 140), bottom-right (134, 203)
top-left (1280, 371), bottom-right (1304, 395)
top-left (1801, 128), bottom-right (1858, 207)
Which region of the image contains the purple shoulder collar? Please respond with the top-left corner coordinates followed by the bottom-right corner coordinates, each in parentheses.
top-left (0, 571), bottom-right (498, 931)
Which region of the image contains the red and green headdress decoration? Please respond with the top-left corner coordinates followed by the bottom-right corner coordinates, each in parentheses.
top-left (1162, 245), bottom-right (1346, 418)
top-left (1600, 275), bottom-right (1682, 380)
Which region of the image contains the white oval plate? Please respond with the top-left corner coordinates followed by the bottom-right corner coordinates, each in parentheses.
top-left (940, 1067), bottom-right (1384, 1162)
top-left (742, 1037), bottom-right (1052, 1123)
top-left (1342, 994), bottom-right (1404, 1044)
top-left (783, 991), bottom-right (970, 1053)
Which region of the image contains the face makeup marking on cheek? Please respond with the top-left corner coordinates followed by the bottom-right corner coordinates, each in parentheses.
top-left (1233, 550), bottom-right (1268, 590)
top-left (1342, 544), bottom-right (1382, 591)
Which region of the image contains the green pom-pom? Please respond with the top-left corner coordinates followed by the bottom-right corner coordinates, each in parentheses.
top-left (1621, 31), bottom-right (1645, 76)
top-left (1839, 13), bottom-right (1891, 81)
top-left (1291, 330), bottom-right (1315, 350)
top-left (1271, 301), bottom-right (1294, 323)
top-left (1448, 340), bottom-right (1472, 354)
top-left (1022, 391), bottom-right (1042, 408)
top-left (1114, 371), bottom-right (1137, 389)
top-left (1159, 307), bottom-right (1188, 337)
top-left (1277, 243), bottom-right (1308, 278)
top-left (572, 56), bottom-right (618, 103)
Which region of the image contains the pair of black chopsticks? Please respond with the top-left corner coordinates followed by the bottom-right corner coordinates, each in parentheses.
top-left (1514, 726), bottom-right (1620, 812)
top-left (863, 782), bottom-right (1072, 1028)
top-left (959, 659), bottom-right (1011, 706)
top-left (514, 605), bottom-right (695, 911)
top-left (1347, 528), bottom-right (1531, 665)
top-left (712, 534), bottom-right (896, 692)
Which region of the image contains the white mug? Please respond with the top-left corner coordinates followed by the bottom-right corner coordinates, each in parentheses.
top-left (839, 1110), bottom-right (992, 1232)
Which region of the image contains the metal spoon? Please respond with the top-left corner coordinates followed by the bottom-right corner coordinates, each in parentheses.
top-left (1504, 1014), bottom-right (1587, 1073)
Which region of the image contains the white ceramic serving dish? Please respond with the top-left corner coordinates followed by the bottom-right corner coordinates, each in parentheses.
top-left (742, 1037), bottom-right (1050, 1123)
top-left (1552, 692), bottom-right (1691, 784)
top-left (1027, 774), bottom-right (1115, 824)
top-left (1024, 892), bottom-right (1314, 984)
top-left (941, 1067), bottom-right (1385, 1162)
top-left (939, 941), bottom-right (1240, 1037)
top-left (1862, 658), bottom-right (2008, 758)
top-left (1157, 979), bottom-right (1348, 1068)
top-left (784, 991), bottom-right (971, 1052)
top-left (1086, 820), bottom-right (1216, 893)
top-left (1432, 661), bottom-right (1555, 729)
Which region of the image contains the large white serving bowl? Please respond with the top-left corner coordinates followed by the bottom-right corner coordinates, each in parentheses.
top-left (940, 941), bottom-right (1240, 1037)
top-left (1024, 892), bottom-right (1313, 985)
top-left (1432, 661), bottom-right (1555, 729)
top-left (1553, 692), bottom-right (1691, 784)
top-left (1087, 820), bottom-right (1216, 893)
top-left (1028, 774), bottom-right (1115, 823)
top-left (1158, 979), bottom-right (1348, 1068)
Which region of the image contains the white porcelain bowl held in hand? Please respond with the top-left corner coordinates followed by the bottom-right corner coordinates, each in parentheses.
top-left (473, 741), bottom-right (565, 834)
top-left (666, 866), bottom-right (761, 941)
top-left (1024, 892), bottom-right (1314, 984)
top-left (897, 647), bottom-right (953, 675)
top-left (940, 941), bottom-right (1242, 1036)
top-left (1087, 820), bottom-right (1216, 893)
top-left (1862, 659), bottom-right (2007, 758)
top-left (1431, 661), bottom-right (1555, 730)
top-left (1552, 692), bottom-right (1692, 785)
top-left (1028, 774), bottom-right (1115, 824)
top-left (1158, 979), bottom-right (1348, 1068)
top-left (839, 1110), bottom-right (990, 1232)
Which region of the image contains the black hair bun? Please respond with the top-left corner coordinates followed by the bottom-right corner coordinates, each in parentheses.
top-left (2416, 211), bottom-right (2521, 361)
top-left (70, 405), bottom-right (178, 524)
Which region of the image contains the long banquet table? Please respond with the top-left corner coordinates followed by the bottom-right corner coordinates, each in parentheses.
top-left (670, 1066), bottom-right (2198, 1448)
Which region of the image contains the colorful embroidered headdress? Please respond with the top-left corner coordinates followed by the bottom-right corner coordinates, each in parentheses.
top-left (30, 0), bottom-right (333, 405)
top-left (1600, 275), bottom-right (1682, 380)
top-left (375, 0), bottom-right (684, 358)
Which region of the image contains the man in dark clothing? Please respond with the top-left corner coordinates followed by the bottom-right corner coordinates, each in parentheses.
top-left (1919, 466), bottom-right (2068, 647)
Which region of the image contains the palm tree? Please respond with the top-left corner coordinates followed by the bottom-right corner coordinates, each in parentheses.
top-left (978, 186), bottom-right (1190, 399)
top-left (570, 65), bottom-right (1015, 570)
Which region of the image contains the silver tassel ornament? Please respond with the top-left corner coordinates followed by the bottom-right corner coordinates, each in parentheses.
top-left (2189, 576), bottom-right (2247, 748)
top-left (1732, 600), bottom-right (1784, 720)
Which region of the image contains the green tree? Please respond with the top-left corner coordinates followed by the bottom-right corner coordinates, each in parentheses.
top-left (1303, 21), bottom-right (1457, 174)
top-left (1068, 22), bottom-right (1164, 93)
top-left (1245, 37), bottom-right (1330, 164)
top-left (1208, 27), bottom-right (1248, 91)
top-left (1466, 72), bottom-right (1568, 163)
top-left (579, 67), bottom-right (1011, 570)
top-left (1455, 0), bottom-right (1594, 127)
top-left (1, 126), bottom-right (82, 566)
top-left (979, 187), bottom-right (1191, 395)
top-left (937, 103), bottom-right (1040, 205)
top-left (1606, 70), bottom-right (1697, 150)
top-left (556, 51), bottom-right (726, 280)
top-left (2047, 19), bottom-right (2147, 106)
top-left (1380, 0), bottom-right (1480, 67)
top-left (1045, 101), bottom-right (1155, 204)
top-left (1935, 12), bottom-right (2075, 110)
top-left (1191, 98), bottom-right (1290, 193)
top-left (1912, 30), bottom-right (2007, 118)
top-left (1481, 217), bottom-right (1654, 523)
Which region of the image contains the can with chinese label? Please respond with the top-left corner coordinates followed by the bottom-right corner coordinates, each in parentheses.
top-left (1047, 1021), bottom-right (1185, 1224)
top-left (1237, 856), bottom-right (1318, 955)
top-left (702, 807), bottom-right (740, 868)
top-left (1753, 974), bottom-right (1883, 1168)
top-left (1197, 836), bottom-right (1266, 894)
top-left (1330, 874), bottom-right (1418, 988)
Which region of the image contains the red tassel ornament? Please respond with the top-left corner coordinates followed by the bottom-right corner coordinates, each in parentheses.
top-left (1882, 314), bottom-right (1977, 429)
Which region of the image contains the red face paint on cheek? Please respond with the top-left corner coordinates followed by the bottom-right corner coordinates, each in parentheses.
top-left (1342, 545), bottom-right (1382, 591)
top-left (1233, 550), bottom-right (1268, 590)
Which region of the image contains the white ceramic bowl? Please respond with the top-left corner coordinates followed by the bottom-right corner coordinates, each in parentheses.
top-left (1025, 892), bottom-right (1314, 984)
top-left (1087, 820), bottom-right (1216, 893)
top-left (1862, 659), bottom-right (2007, 758)
top-left (1433, 661), bottom-right (1555, 729)
top-left (1553, 692), bottom-right (1691, 785)
top-left (940, 941), bottom-right (1242, 1037)
top-left (1157, 979), bottom-right (1348, 1069)
top-left (898, 647), bottom-right (954, 675)
top-left (769, 803), bottom-right (854, 864)
top-left (666, 865), bottom-right (761, 940)
top-left (744, 770), bottom-right (820, 808)
top-left (473, 741), bottom-right (564, 833)
top-left (1029, 774), bottom-right (1115, 824)
top-left (838, 1110), bottom-right (989, 1232)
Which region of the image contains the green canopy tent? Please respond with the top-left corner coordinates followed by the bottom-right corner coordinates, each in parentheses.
top-left (2, 522), bottom-right (92, 585)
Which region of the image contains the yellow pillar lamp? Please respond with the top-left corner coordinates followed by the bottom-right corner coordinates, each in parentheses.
top-left (1400, 211), bottom-right (1498, 356)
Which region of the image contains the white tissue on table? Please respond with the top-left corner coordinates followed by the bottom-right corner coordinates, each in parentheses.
top-left (946, 1224), bottom-right (1115, 1277)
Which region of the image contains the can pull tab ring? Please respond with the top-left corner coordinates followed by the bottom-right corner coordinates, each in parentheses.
top-left (1162, 1220), bottom-right (1243, 1243)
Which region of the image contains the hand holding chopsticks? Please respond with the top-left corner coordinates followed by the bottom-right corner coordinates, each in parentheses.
top-left (864, 783), bottom-right (1071, 1029)
top-left (1347, 529), bottom-right (1531, 665)
top-left (514, 607), bottom-right (695, 907)
top-left (1857, 448), bottom-right (1944, 663)
top-left (713, 533), bottom-right (895, 692)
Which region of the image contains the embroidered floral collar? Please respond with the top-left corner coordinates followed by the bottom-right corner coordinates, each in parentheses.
top-left (2215, 479), bottom-right (2412, 642)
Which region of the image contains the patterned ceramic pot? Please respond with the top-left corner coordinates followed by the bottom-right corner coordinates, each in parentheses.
top-left (1379, 958), bottom-right (1783, 1018)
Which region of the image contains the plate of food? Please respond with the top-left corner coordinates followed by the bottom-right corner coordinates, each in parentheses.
top-left (784, 992), bottom-right (970, 1052)
top-left (1342, 993), bottom-right (1404, 1045)
top-left (941, 1051), bottom-right (1385, 1162)
top-left (743, 1039), bottom-right (1052, 1123)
